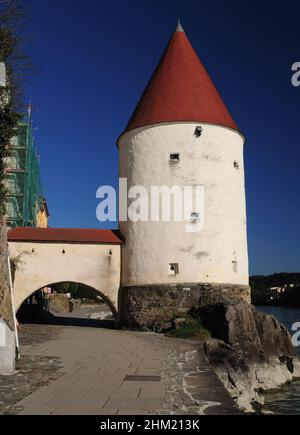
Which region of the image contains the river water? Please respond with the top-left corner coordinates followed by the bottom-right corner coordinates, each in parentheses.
top-left (258, 306), bottom-right (300, 415)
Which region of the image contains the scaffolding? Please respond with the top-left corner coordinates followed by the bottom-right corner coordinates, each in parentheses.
top-left (5, 115), bottom-right (43, 228)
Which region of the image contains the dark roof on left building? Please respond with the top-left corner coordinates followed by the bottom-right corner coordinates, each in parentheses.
top-left (8, 227), bottom-right (123, 245)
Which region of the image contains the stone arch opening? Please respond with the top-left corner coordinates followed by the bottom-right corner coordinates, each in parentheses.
top-left (17, 281), bottom-right (117, 327)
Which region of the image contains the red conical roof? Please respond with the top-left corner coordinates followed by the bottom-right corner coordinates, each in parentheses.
top-left (121, 24), bottom-right (238, 137)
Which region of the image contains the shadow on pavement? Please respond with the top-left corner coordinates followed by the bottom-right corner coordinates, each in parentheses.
top-left (17, 305), bottom-right (116, 329)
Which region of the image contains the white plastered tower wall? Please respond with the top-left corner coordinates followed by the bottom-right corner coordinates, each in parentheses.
top-left (119, 122), bottom-right (249, 288)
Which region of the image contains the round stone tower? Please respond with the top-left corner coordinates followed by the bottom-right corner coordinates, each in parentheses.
top-left (118, 23), bottom-right (250, 329)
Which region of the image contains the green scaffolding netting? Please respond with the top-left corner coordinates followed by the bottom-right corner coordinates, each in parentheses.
top-left (6, 119), bottom-right (43, 228)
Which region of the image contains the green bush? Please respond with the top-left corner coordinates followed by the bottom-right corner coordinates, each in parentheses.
top-left (167, 319), bottom-right (211, 341)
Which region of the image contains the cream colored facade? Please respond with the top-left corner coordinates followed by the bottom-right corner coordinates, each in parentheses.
top-left (36, 209), bottom-right (49, 228)
top-left (9, 241), bottom-right (121, 315)
top-left (36, 199), bottom-right (50, 228)
top-left (119, 122), bottom-right (249, 287)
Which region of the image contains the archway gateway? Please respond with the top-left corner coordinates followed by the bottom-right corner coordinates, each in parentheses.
top-left (8, 228), bottom-right (122, 320)
top-left (17, 281), bottom-right (117, 326)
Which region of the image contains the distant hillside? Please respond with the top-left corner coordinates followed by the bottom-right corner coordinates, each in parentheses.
top-left (250, 273), bottom-right (300, 289)
top-left (250, 273), bottom-right (300, 306)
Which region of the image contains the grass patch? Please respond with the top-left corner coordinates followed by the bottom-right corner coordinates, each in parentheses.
top-left (167, 319), bottom-right (211, 341)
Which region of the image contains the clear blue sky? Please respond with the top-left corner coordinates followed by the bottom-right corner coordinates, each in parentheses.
top-left (23, 0), bottom-right (300, 276)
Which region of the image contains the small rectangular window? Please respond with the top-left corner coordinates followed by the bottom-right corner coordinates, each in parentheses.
top-left (169, 263), bottom-right (179, 275)
top-left (232, 261), bottom-right (238, 273)
top-left (169, 153), bottom-right (180, 163)
top-left (190, 212), bottom-right (200, 223)
top-left (194, 126), bottom-right (203, 137)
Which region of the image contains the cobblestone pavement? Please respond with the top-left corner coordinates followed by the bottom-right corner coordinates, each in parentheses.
top-left (0, 325), bottom-right (63, 415)
top-left (0, 324), bottom-right (240, 415)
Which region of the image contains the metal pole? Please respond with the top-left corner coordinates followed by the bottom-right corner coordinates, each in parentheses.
top-left (7, 253), bottom-right (20, 359)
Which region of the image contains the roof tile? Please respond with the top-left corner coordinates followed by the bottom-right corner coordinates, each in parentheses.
top-left (121, 26), bottom-right (238, 137)
top-left (8, 228), bottom-right (122, 244)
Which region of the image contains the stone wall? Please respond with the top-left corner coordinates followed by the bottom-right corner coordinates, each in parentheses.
top-left (0, 217), bottom-right (13, 328)
top-left (120, 283), bottom-right (251, 331)
top-left (0, 218), bottom-right (15, 375)
top-left (49, 293), bottom-right (72, 314)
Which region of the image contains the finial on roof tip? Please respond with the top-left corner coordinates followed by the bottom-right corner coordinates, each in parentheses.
top-left (176, 18), bottom-right (184, 32)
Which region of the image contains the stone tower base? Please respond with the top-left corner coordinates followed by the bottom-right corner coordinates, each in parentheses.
top-left (120, 283), bottom-right (251, 331)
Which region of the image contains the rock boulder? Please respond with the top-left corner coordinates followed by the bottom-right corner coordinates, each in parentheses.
top-left (194, 302), bottom-right (294, 362)
top-left (194, 302), bottom-right (299, 413)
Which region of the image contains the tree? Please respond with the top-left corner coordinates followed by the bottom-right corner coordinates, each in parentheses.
top-left (0, 0), bottom-right (31, 325)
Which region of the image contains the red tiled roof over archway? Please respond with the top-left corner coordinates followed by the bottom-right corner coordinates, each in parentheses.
top-left (8, 227), bottom-right (122, 244)
top-left (122, 24), bottom-right (238, 136)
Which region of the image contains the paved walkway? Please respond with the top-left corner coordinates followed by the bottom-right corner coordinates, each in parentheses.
top-left (12, 325), bottom-right (240, 415)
